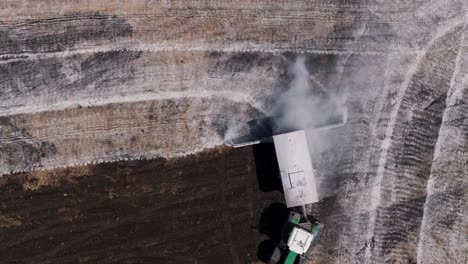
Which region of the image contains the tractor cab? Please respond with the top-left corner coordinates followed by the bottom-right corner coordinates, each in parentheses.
top-left (268, 211), bottom-right (323, 264)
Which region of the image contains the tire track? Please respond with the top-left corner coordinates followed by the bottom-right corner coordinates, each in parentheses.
top-left (362, 21), bottom-right (465, 264)
top-left (416, 17), bottom-right (468, 263)
top-left (310, 8), bottom-right (467, 264)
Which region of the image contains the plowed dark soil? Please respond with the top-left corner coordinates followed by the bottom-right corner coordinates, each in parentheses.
top-left (0, 146), bottom-right (284, 263)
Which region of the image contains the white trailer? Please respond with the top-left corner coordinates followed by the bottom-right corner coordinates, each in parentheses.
top-left (229, 122), bottom-right (344, 207)
top-left (273, 130), bottom-right (318, 208)
top-left (228, 122), bottom-right (345, 263)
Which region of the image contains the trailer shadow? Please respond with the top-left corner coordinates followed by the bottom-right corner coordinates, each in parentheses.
top-left (252, 143), bottom-right (283, 193)
top-left (252, 139), bottom-right (286, 262)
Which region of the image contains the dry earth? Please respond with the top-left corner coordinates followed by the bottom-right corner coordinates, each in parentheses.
top-left (0, 1), bottom-right (467, 263)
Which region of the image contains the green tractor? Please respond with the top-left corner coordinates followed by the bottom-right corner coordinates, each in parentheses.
top-left (268, 211), bottom-right (323, 264)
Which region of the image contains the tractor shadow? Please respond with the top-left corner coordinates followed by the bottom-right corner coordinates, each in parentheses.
top-left (256, 202), bottom-right (290, 263)
top-left (251, 141), bottom-right (289, 263)
top-left (251, 132), bottom-right (287, 262)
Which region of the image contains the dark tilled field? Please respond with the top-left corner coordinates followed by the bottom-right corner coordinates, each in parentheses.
top-left (0, 146), bottom-right (285, 264)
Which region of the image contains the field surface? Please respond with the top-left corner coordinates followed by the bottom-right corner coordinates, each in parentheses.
top-left (0, 1), bottom-right (467, 263)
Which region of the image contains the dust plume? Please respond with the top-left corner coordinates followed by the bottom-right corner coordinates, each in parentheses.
top-left (271, 56), bottom-right (349, 200)
top-left (271, 56), bottom-right (347, 133)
